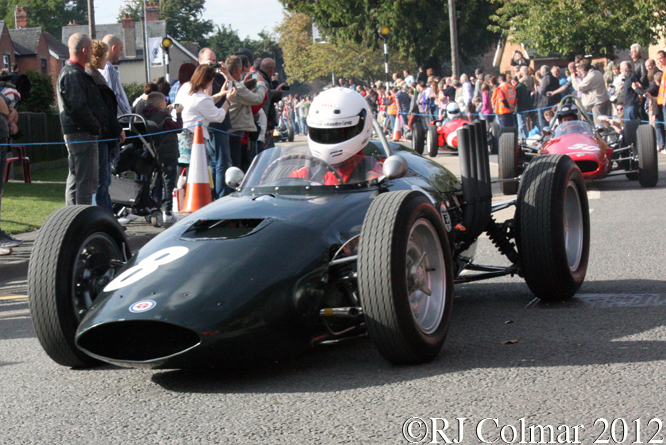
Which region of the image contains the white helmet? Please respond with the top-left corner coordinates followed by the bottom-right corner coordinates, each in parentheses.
top-left (307, 88), bottom-right (372, 165)
top-left (446, 102), bottom-right (461, 120)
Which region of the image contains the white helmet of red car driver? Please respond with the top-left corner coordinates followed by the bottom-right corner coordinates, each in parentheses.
top-left (307, 88), bottom-right (372, 166)
top-left (446, 102), bottom-right (461, 120)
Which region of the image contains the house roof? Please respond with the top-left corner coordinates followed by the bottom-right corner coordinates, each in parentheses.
top-left (44, 31), bottom-right (68, 59)
top-left (9, 27), bottom-right (42, 56)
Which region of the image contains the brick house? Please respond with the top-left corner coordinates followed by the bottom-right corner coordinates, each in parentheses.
top-left (62, 4), bottom-right (198, 85)
top-left (8, 8), bottom-right (69, 80)
top-left (0, 21), bottom-right (16, 72)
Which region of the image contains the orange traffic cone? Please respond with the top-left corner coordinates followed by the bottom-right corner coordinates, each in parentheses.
top-left (181, 122), bottom-right (212, 213)
top-left (392, 114), bottom-right (402, 141)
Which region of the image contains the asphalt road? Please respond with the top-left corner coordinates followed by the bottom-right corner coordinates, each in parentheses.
top-left (2, 137), bottom-right (666, 444)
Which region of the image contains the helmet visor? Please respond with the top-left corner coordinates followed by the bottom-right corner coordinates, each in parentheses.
top-left (308, 111), bottom-right (366, 145)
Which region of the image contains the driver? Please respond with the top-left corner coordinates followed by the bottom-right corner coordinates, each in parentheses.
top-left (441, 102), bottom-right (461, 125)
top-left (291, 88), bottom-right (383, 185)
top-left (555, 102), bottom-right (579, 124)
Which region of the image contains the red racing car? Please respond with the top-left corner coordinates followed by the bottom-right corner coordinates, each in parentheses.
top-left (498, 96), bottom-right (658, 195)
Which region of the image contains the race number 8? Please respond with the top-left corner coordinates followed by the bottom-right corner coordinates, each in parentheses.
top-left (103, 246), bottom-right (189, 292)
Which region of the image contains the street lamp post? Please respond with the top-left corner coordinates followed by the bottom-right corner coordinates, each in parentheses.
top-left (161, 37), bottom-right (173, 82)
top-left (378, 26), bottom-right (390, 84)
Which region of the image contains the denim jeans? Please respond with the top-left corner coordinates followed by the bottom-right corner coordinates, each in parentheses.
top-left (93, 141), bottom-right (112, 213)
top-left (154, 159), bottom-right (178, 211)
top-left (65, 132), bottom-right (99, 205)
top-left (300, 118), bottom-right (307, 135)
top-left (497, 112), bottom-right (515, 129)
top-left (655, 108), bottom-right (665, 149)
top-left (624, 105), bottom-right (639, 121)
top-left (206, 130), bottom-right (232, 199)
top-left (229, 131), bottom-right (243, 169)
top-left (516, 113), bottom-right (528, 140)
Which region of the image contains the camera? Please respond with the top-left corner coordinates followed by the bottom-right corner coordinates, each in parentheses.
top-left (207, 62), bottom-right (222, 69)
top-left (282, 85), bottom-right (290, 91)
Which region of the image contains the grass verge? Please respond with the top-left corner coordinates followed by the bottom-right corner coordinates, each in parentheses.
top-left (1, 181), bottom-right (65, 235)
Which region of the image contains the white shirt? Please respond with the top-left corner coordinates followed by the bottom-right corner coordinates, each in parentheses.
top-left (175, 82), bottom-right (227, 139)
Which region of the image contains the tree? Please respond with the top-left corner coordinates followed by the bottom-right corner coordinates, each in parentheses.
top-left (279, 0), bottom-right (499, 71)
top-left (207, 24), bottom-right (243, 62)
top-left (276, 12), bottom-right (410, 84)
top-left (490, 0), bottom-right (666, 58)
top-left (2, 0), bottom-right (87, 40)
top-left (118, 0), bottom-right (214, 47)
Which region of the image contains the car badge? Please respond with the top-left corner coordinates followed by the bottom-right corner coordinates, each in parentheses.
top-left (129, 300), bottom-right (157, 313)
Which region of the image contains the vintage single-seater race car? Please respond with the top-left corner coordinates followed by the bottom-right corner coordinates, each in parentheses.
top-left (28, 118), bottom-right (590, 370)
top-left (497, 95), bottom-right (658, 195)
top-left (412, 116), bottom-right (472, 157)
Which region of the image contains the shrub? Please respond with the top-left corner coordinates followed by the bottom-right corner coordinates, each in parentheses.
top-left (123, 82), bottom-right (145, 107)
top-left (16, 69), bottom-right (55, 113)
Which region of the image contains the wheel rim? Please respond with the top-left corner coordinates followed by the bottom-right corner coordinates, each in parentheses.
top-left (564, 181), bottom-right (584, 271)
top-left (71, 232), bottom-right (121, 322)
top-left (405, 218), bottom-right (446, 335)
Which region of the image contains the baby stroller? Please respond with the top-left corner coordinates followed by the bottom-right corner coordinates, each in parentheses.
top-left (109, 113), bottom-right (168, 227)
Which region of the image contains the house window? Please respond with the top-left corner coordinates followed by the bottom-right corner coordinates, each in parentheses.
top-left (2, 55), bottom-right (8, 70)
top-left (41, 58), bottom-right (47, 74)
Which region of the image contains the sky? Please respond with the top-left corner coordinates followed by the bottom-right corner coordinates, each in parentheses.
top-left (95, 0), bottom-right (286, 41)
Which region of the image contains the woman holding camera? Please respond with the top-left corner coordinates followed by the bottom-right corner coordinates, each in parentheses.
top-left (174, 63), bottom-right (236, 169)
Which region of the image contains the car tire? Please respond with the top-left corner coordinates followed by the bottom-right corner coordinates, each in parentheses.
top-left (358, 190), bottom-right (454, 364)
top-left (498, 130), bottom-right (519, 195)
top-left (412, 124), bottom-right (425, 155)
top-left (637, 124), bottom-right (658, 187)
top-left (287, 124), bottom-right (295, 142)
top-left (28, 206), bottom-right (129, 367)
top-left (489, 121), bottom-right (500, 154)
top-left (427, 125), bottom-right (439, 157)
top-left (624, 119), bottom-right (641, 180)
top-left (516, 155), bottom-right (590, 302)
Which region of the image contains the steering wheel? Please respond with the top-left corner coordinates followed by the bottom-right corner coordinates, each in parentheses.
top-left (259, 153), bottom-right (345, 185)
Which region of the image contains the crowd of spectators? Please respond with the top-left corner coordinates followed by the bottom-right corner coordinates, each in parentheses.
top-left (4, 38), bottom-right (665, 252)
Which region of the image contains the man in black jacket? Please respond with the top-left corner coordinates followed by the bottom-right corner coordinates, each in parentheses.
top-left (536, 65), bottom-right (560, 129)
top-left (57, 33), bottom-right (107, 205)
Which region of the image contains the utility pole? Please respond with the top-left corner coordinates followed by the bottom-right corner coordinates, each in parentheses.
top-left (87, 0), bottom-right (96, 38)
top-left (448, 0), bottom-right (459, 77)
top-left (141, 1), bottom-right (150, 83)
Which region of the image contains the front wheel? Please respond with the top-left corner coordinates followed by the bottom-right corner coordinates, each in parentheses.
top-left (412, 124), bottom-right (425, 155)
top-left (427, 125), bottom-right (439, 157)
top-left (637, 124), bottom-right (658, 187)
top-left (28, 206), bottom-right (129, 367)
top-left (358, 191), bottom-right (454, 364)
top-left (516, 155), bottom-right (590, 302)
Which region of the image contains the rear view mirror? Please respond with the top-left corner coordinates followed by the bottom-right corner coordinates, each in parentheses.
top-left (381, 155), bottom-right (408, 181)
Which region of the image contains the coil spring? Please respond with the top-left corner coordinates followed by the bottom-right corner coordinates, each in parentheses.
top-left (486, 217), bottom-right (519, 264)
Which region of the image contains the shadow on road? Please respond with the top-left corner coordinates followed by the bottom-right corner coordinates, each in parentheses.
top-left (149, 278), bottom-right (666, 394)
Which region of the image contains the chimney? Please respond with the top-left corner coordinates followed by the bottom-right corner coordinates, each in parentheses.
top-left (122, 14), bottom-right (137, 58)
top-left (146, 2), bottom-right (160, 22)
top-left (15, 7), bottom-right (28, 29)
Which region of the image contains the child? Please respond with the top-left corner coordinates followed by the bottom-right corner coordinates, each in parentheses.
top-left (142, 92), bottom-right (183, 223)
top-left (0, 82), bottom-right (20, 135)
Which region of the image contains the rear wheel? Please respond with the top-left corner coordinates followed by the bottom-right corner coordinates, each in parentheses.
top-left (28, 206), bottom-right (129, 367)
top-left (427, 125), bottom-right (439, 157)
top-left (498, 130), bottom-right (519, 195)
top-left (516, 155), bottom-right (590, 302)
top-left (637, 124), bottom-right (658, 187)
top-left (358, 191), bottom-right (454, 364)
top-left (412, 124), bottom-right (425, 155)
